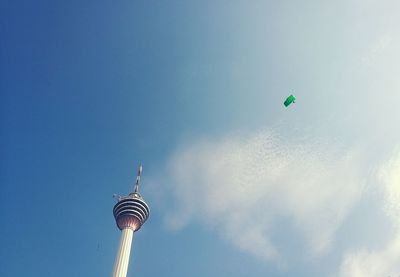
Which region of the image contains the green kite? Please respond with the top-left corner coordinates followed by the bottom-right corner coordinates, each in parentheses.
top-left (284, 94), bottom-right (296, 107)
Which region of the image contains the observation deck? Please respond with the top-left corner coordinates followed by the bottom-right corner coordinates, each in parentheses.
top-left (113, 192), bottom-right (150, 231)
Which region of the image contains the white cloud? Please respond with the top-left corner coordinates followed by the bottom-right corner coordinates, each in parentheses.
top-left (164, 129), bottom-right (365, 268)
top-left (338, 150), bottom-right (400, 277)
top-left (361, 34), bottom-right (393, 66)
top-left (338, 235), bottom-right (400, 277)
top-left (380, 150), bottom-right (400, 224)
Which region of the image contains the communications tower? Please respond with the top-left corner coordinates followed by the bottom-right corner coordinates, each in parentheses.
top-left (112, 164), bottom-right (150, 277)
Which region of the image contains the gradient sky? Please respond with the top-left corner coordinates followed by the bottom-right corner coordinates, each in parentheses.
top-left (1, 1), bottom-right (400, 276)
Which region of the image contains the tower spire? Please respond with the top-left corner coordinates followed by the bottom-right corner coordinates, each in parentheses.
top-left (133, 163), bottom-right (142, 193)
top-left (112, 162), bottom-right (150, 277)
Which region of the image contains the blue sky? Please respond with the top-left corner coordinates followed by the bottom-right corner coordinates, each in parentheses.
top-left (1, 1), bottom-right (400, 276)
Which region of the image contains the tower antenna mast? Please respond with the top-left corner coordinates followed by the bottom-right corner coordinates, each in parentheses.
top-left (133, 163), bottom-right (142, 193)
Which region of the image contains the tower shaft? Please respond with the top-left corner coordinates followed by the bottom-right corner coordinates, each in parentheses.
top-left (112, 228), bottom-right (134, 277)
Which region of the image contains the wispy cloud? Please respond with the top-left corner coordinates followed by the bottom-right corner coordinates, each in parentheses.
top-left (338, 150), bottom-right (400, 277)
top-left (361, 34), bottom-right (393, 66)
top-left (163, 129), bottom-right (366, 268)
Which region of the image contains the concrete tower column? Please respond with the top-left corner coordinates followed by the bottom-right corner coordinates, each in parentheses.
top-left (112, 228), bottom-right (134, 277)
